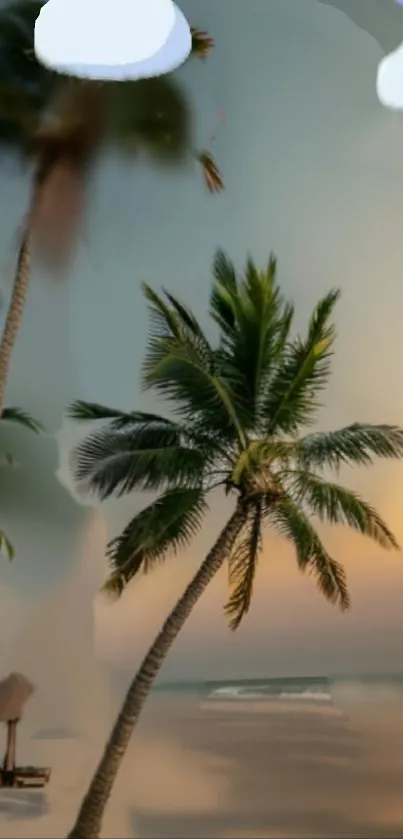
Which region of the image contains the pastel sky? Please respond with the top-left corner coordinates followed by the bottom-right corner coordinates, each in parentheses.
top-left (0, 0), bottom-right (403, 681)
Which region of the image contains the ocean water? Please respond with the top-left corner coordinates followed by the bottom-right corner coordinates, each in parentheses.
top-left (151, 674), bottom-right (403, 705)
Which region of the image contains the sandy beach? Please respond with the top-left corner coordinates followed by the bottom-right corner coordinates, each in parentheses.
top-left (130, 695), bottom-right (403, 839)
top-left (1, 693), bottom-right (403, 838)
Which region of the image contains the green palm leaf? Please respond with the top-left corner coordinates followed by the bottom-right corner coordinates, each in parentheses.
top-left (209, 252), bottom-right (238, 343)
top-left (211, 252), bottom-right (294, 426)
top-left (212, 249), bottom-right (238, 294)
top-left (0, 404), bottom-right (42, 565)
top-left (296, 423), bottom-right (403, 471)
top-left (196, 151), bottom-right (224, 193)
top-left (264, 289), bottom-right (340, 434)
top-left (67, 399), bottom-right (178, 432)
top-left (144, 338), bottom-right (245, 446)
top-left (67, 401), bottom-right (133, 423)
top-left (71, 422), bottom-right (208, 498)
top-left (2, 406), bottom-right (43, 433)
top-left (190, 28), bottom-right (215, 60)
top-left (287, 470), bottom-right (398, 550)
top-left (104, 487), bottom-right (208, 597)
top-left (225, 503), bottom-right (263, 630)
top-left (270, 499), bottom-right (350, 609)
top-left (142, 283), bottom-right (207, 344)
top-left (0, 529), bottom-right (14, 561)
top-left (162, 291), bottom-right (210, 343)
top-left (142, 285), bottom-right (247, 447)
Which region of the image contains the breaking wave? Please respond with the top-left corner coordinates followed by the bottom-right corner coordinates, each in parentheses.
top-left (207, 680), bottom-right (332, 703)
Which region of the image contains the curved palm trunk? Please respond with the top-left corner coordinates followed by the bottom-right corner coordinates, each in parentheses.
top-left (67, 501), bottom-right (248, 839)
top-left (0, 227), bottom-right (31, 419)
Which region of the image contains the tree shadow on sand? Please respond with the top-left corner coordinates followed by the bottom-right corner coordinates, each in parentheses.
top-left (0, 791), bottom-right (47, 821)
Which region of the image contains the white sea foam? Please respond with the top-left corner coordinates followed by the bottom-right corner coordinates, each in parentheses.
top-left (207, 685), bottom-right (332, 703)
top-left (278, 691), bottom-right (332, 703)
top-left (208, 686), bottom-right (247, 699)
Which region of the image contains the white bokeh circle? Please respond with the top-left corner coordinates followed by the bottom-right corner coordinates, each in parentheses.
top-left (34, 0), bottom-right (192, 81)
top-left (376, 43), bottom-right (403, 110)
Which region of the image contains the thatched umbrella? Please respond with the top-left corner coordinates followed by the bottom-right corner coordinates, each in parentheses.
top-left (0, 672), bottom-right (35, 780)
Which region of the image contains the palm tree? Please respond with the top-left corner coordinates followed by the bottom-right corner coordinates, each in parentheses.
top-left (66, 250), bottom-right (403, 839)
top-left (0, 2), bottom-right (223, 417)
top-left (0, 405), bottom-right (42, 559)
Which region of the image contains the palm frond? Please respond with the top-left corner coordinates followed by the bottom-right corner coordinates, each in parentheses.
top-left (104, 487), bottom-right (208, 596)
top-left (143, 283), bottom-right (212, 353)
top-left (2, 406), bottom-right (43, 433)
top-left (0, 529), bottom-right (14, 561)
top-left (67, 400), bottom-right (178, 432)
top-left (212, 254), bottom-right (294, 427)
top-left (142, 282), bottom-right (210, 346)
top-left (141, 284), bottom-right (247, 447)
top-left (296, 423), bottom-right (403, 471)
top-left (225, 502), bottom-right (262, 630)
top-left (71, 421), bottom-right (208, 499)
top-left (101, 570), bottom-right (127, 600)
top-left (67, 400), bottom-right (132, 422)
top-left (270, 499), bottom-right (350, 610)
top-left (190, 28), bottom-right (214, 60)
top-left (196, 150), bottom-right (224, 193)
top-left (144, 339), bottom-right (246, 447)
top-left (210, 250), bottom-right (238, 339)
top-left (162, 290), bottom-right (209, 343)
top-left (286, 470), bottom-right (399, 550)
top-left (210, 280), bottom-right (237, 346)
top-left (264, 289), bottom-right (340, 434)
top-left (212, 249), bottom-right (237, 290)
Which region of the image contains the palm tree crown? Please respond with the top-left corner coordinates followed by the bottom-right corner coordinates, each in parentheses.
top-left (0, 2), bottom-right (222, 192)
top-left (0, 0), bottom-right (223, 272)
top-left (69, 251), bottom-right (402, 629)
top-left (0, 0), bottom-right (223, 417)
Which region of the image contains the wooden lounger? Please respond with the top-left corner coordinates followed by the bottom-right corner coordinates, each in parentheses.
top-left (0, 766), bottom-right (51, 788)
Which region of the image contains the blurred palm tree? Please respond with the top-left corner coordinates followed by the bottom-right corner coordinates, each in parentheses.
top-left (66, 251), bottom-right (403, 838)
top-left (0, 404), bottom-right (42, 559)
top-left (0, 2), bottom-right (223, 415)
